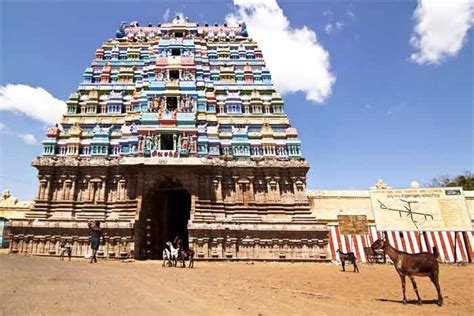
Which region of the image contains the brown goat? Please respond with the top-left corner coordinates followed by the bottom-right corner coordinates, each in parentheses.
top-left (371, 239), bottom-right (443, 306)
top-left (336, 249), bottom-right (359, 272)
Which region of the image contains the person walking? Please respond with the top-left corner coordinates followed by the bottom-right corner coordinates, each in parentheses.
top-left (88, 220), bottom-right (103, 263)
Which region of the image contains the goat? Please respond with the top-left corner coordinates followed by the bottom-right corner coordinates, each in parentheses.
top-left (173, 235), bottom-right (195, 268)
top-left (179, 248), bottom-right (195, 268)
top-left (59, 241), bottom-right (72, 261)
top-left (165, 241), bottom-right (179, 267)
top-left (336, 249), bottom-right (359, 272)
top-left (162, 247), bottom-right (171, 267)
top-left (371, 238), bottom-right (443, 306)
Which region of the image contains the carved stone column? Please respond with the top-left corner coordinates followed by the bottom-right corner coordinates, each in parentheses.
top-left (45, 175), bottom-right (52, 201)
top-left (121, 179), bottom-right (127, 200)
top-left (291, 176), bottom-right (298, 198)
top-left (108, 177), bottom-right (116, 203)
top-left (52, 179), bottom-right (59, 201)
top-left (100, 175), bottom-right (107, 202)
top-left (296, 177), bottom-right (306, 200)
top-left (248, 176), bottom-right (255, 201)
top-left (79, 177), bottom-right (89, 201)
top-left (63, 180), bottom-right (71, 200)
top-left (37, 177), bottom-right (47, 200)
top-left (223, 177), bottom-right (233, 202)
top-left (59, 175), bottom-right (68, 200)
top-left (274, 176), bottom-right (281, 201)
top-left (265, 176), bottom-right (272, 201)
top-left (113, 176), bottom-right (120, 201)
top-left (213, 175), bottom-right (222, 202)
top-left (232, 175), bottom-right (240, 202)
top-left (205, 175), bottom-right (211, 200)
top-left (87, 178), bottom-right (93, 201)
top-left (70, 176), bottom-right (76, 201)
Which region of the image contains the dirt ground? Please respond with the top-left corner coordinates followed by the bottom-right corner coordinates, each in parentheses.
top-left (1, 254), bottom-right (473, 316)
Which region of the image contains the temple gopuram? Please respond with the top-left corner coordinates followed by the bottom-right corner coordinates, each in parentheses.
top-left (8, 15), bottom-right (329, 260)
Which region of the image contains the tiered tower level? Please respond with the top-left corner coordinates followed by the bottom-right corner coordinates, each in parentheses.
top-left (13, 17), bottom-right (329, 260)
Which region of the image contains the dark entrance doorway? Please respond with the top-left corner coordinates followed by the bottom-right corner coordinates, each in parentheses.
top-left (137, 180), bottom-right (191, 260)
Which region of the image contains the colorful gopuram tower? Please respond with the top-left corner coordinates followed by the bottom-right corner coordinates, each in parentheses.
top-left (10, 16), bottom-right (328, 260)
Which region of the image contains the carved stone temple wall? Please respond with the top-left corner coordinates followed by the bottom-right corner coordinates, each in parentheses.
top-left (7, 156), bottom-right (328, 260)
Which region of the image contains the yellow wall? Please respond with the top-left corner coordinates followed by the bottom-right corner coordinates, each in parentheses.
top-left (307, 189), bottom-right (474, 223)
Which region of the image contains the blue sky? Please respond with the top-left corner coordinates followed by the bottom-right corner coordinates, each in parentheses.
top-left (0, 0), bottom-right (472, 200)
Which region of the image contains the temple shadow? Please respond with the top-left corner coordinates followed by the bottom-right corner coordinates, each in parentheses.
top-left (376, 298), bottom-right (440, 305)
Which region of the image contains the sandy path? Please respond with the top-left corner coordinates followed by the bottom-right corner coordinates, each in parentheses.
top-left (1, 254), bottom-right (472, 315)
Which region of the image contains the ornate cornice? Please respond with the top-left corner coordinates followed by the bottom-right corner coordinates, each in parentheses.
top-left (32, 156), bottom-right (309, 169)
top-left (32, 156), bottom-right (121, 168)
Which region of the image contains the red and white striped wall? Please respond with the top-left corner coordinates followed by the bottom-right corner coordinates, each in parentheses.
top-left (328, 225), bottom-right (474, 263)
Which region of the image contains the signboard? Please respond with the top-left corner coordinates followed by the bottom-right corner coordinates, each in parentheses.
top-left (369, 187), bottom-right (472, 231)
top-left (338, 215), bottom-right (369, 235)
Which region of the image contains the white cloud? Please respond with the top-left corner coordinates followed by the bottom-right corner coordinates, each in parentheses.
top-left (226, 13), bottom-right (239, 26)
top-left (19, 133), bottom-right (38, 145)
top-left (347, 11), bottom-right (355, 18)
top-left (226, 0), bottom-right (335, 103)
top-left (325, 22), bottom-right (343, 34)
top-left (163, 8), bottom-right (171, 21)
top-left (323, 9), bottom-right (332, 17)
top-left (410, 0), bottom-right (474, 65)
top-left (0, 124), bottom-right (39, 145)
top-left (0, 84), bottom-right (66, 125)
top-left (325, 24), bottom-right (333, 34)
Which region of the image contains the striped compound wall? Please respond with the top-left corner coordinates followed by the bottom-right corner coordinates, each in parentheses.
top-left (328, 225), bottom-right (473, 263)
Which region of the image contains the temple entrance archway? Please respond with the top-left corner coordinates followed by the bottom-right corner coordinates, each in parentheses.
top-left (136, 177), bottom-right (191, 260)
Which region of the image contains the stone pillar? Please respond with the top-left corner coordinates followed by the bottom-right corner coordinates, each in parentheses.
top-left (70, 176), bottom-right (76, 201)
top-left (121, 179), bottom-right (128, 200)
top-left (78, 177), bottom-right (87, 201)
top-left (116, 179), bottom-right (121, 202)
top-left (63, 180), bottom-right (70, 200)
top-left (113, 176), bottom-right (120, 201)
top-left (274, 176), bottom-right (281, 201)
top-left (205, 175), bottom-right (211, 200)
top-left (37, 177), bottom-right (42, 200)
top-left (248, 176), bottom-right (255, 201)
top-left (44, 176), bottom-right (52, 201)
top-left (108, 177), bottom-right (115, 203)
top-left (265, 176), bottom-right (272, 201)
top-left (134, 172), bottom-right (144, 221)
top-left (57, 176), bottom-right (63, 200)
top-left (87, 180), bottom-right (93, 202)
top-left (37, 178), bottom-right (47, 200)
top-left (232, 176), bottom-right (240, 202)
top-left (291, 176), bottom-right (298, 198)
top-left (214, 175), bottom-right (222, 202)
top-left (295, 177), bottom-right (306, 201)
top-left (100, 176), bottom-right (107, 202)
top-left (52, 179), bottom-right (59, 201)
